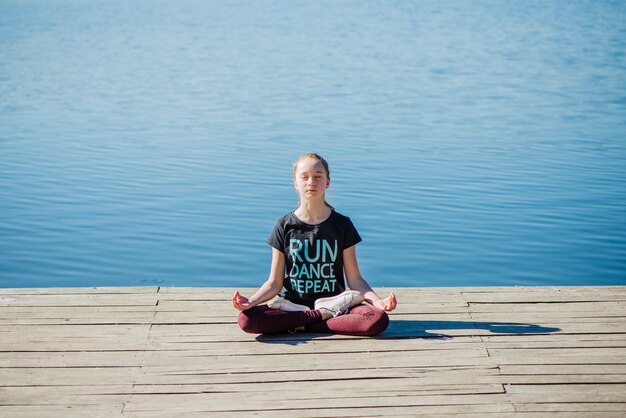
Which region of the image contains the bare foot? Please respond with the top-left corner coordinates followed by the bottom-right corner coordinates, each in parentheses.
top-left (319, 308), bottom-right (333, 320)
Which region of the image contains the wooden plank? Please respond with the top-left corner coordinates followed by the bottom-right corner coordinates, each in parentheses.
top-left (0, 324), bottom-right (151, 336)
top-left (0, 306), bottom-right (157, 315)
top-left (0, 306), bottom-right (158, 325)
top-left (481, 333), bottom-right (626, 344)
top-left (0, 367), bottom-right (141, 386)
top-left (136, 362), bottom-right (497, 379)
top-left (145, 336), bottom-right (482, 349)
top-left (0, 351), bottom-right (142, 367)
top-left (460, 286), bottom-right (625, 294)
top-left (462, 290), bottom-right (626, 303)
top-left (0, 313), bottom-right (157, 325)
top-left (469, 313), bottom-right (626, 323)
top-left (496, 356), bottom-right (626, 365)
top-left (484, 341), bottom-right (626, 350)
top-left (497, 374), bottom-right (626, 384)
top-left (0, 324), bottom-right (151, 351)
top-left (123, 393), bottom-right (514, 413)
top-left (135, 350), bottom-right (494, 377)
top-left (0, 405), bottom-right (123, 418)
top-left (134, 363), bottom-right (500, 385)
top-left (157, 287), bottom-right (251, 294)
top-left (128, 381), bottom-right (505, 396)
top-left (124, 389), bottom-right (511, 411)
top-left (122, 403), bottom-right (516, 417)
top-left (145, 336), bottom-right (485, 355)
top-left (0, 294), bottom-right (159, 307)
top-left (469, 301), bottom-right (626, 313)
top-left (488, 347), bottom-right (626, 359)
top-left (134, 365), bottom-right (500, 386)
top-left (0, 287), bottom-right (158, 295)
top-left (482, 338), bottom-right (626, 349)
top-left (500, 364), bottom-right (626, 375)
top-left (505, 383), bottom-right (626, 402)
top-left (514, 402), bottom-right (626, 412)
top-left (0, 385), bottom-right (132, 404)
top-left (0, 340), bottom-right (149, 351)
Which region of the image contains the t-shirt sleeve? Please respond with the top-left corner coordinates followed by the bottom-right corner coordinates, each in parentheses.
top-left (266, 218), bottom-right (285, 253)
top-left (343, 216), bottom-right (362, 249)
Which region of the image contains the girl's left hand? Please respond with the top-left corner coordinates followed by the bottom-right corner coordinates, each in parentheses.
top-left (373, 292), bottom-right (397, 311)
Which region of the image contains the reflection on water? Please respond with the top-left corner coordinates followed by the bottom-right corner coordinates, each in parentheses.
top-left (1, 0), bottom-right (625, 287)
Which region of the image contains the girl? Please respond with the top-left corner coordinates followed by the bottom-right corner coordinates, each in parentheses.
top-left (232, 153), bottom-right (397, 336)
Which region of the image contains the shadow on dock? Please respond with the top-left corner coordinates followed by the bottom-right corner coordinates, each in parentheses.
top-left (384, 320), bottom-right (561, 338)
top-left (256, 320), bottom-right (561, 344)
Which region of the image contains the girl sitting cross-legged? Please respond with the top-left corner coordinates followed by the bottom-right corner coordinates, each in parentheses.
top-left (232, 153), bottom-right (397, 336)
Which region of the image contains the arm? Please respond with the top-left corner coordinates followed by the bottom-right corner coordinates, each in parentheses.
top-left (343, 245), bottom-right (397, 311)
top-left (232, 248), bottom-right (285, 311)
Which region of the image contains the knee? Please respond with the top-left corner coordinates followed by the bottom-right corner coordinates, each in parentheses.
top-left (350, 305), bottom-right (389, 336)
top-left (366, 309), bottom-right (389, 336)
top-left (237, 310), bottom-right (262, 334)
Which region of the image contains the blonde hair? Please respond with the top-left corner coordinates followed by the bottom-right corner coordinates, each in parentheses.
top-left (293, 153), bottom-right (335, 211)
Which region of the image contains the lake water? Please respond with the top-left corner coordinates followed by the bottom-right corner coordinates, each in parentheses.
top-left (1, 0), bottom-right (625, 288)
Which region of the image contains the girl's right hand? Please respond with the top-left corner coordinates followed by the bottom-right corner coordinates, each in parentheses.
top-left (232, 290), bottom-right (252, 311)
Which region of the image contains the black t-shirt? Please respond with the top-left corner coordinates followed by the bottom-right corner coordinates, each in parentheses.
top-left (266, 210), bottom-right (362, 308)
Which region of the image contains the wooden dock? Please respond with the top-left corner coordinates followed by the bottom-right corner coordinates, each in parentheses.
top-left (1, 286), bottom-right (625, 417)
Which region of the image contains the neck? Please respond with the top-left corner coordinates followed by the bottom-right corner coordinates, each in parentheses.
top-left (295, 200), bottom-right (331, 223)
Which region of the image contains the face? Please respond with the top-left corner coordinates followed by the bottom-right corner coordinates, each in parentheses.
top-left (293, 157), bottom-right (330, 200)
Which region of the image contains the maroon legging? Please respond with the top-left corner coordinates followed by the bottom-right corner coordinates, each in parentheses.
top-left (238, 304), bottom-right (389, 336)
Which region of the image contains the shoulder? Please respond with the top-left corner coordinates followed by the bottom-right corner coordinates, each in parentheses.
top-left (274, 211), bottom-right (295, 225)
top-left (329, 211), bottom-right (362, 245)
top-left (266, 212), bottom-right (296, 248)
top-left (270, 212), bottom-right (297, 231)
top-left (329, 210), bottom-right (355, 225)
top-left (327, 211), bottom-right (360, 234)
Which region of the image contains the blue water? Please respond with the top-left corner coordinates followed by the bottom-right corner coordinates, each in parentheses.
top-left (1, 0), bottom-right (625, 288)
